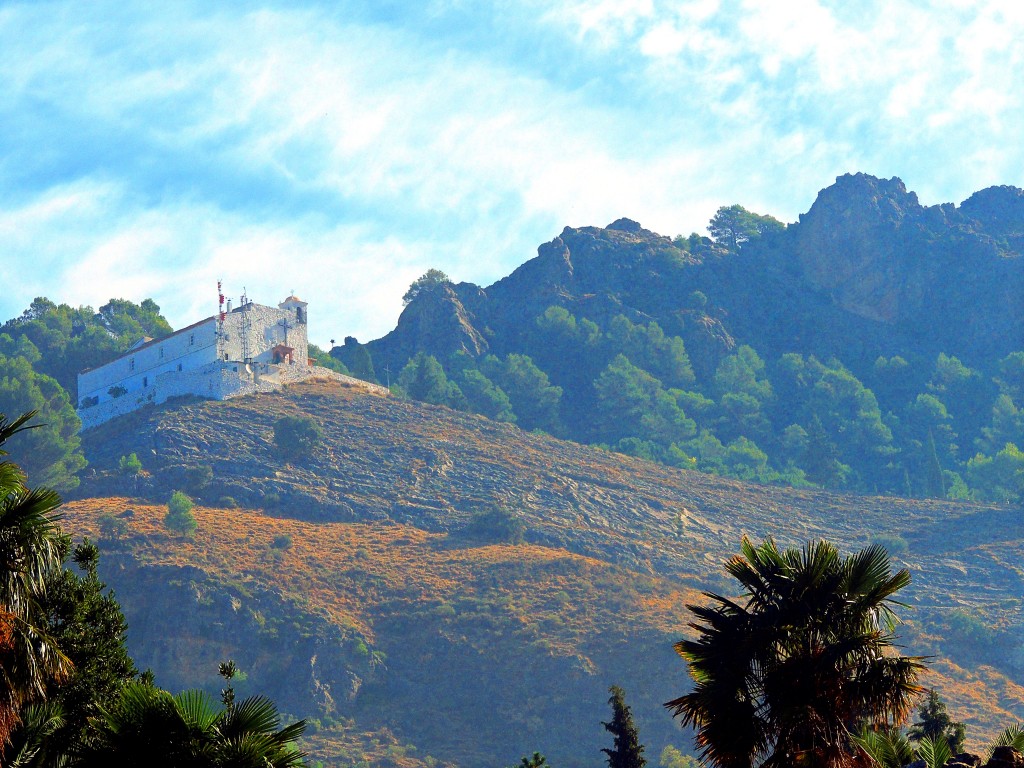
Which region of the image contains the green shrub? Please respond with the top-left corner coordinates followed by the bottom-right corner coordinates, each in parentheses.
top-left (464, 506), bottom-right (526, 544)
top-left (165, 491), bottom-right (197, 536)
top-left (273, 415), bottom-right (323, 459)
top-left (218, 496), bottom-right (238, 509)
top-left (871, 534), bottom-right (909, 557)
top-left (98, 512), bottom-right (130, 541)
top-left (270, 534), bottom-right (292, 550)
top-left (119, 452), bottom-right (143, 475)
top-left (182, 464), bottom-right (213, 494)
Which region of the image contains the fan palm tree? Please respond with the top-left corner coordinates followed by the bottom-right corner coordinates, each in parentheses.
top-left (80, 681), bottom-right (307, 767)
top-left (665, 537), bottom-right (923, 768)
top-left (0, 411), bottom-right (71, 748)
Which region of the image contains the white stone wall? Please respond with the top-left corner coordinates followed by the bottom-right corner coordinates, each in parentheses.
top-left (77, 388), bottom-right (157, 431)
top-left (220, 302), bottom-right (308, 366)
top-left (76, 296), bottom-right (330, 430)
top-left (78, 318), bottom-right (219, 407)
top-left (78, 363), bottom-right (388, 430)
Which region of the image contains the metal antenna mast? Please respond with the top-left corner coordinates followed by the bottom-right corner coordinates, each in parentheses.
top-left (216, 281), bottom-right (226, 360)
top-left (240, 288), bottom-right (253, 364)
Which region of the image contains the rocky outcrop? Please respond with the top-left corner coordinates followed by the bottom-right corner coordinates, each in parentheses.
top-left (784, 173), bottom-right (1023, 359)
top-left (102, 555), bottom-right (377, 718)
top-left (355, 174), bottom-right (1023, 384)
top-left (363, 217), bottom-right (728, 376)
top-left (946, 747), bottom-right (1024, 768)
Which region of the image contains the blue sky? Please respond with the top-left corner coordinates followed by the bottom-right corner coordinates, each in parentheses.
top-left (2, 0), bottom-right (1022, 346)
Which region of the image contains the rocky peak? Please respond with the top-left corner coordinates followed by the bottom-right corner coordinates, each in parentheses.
top-left (960, 185), bottom-right (1024, 241)
top-left (790, 173), bottom-right (922, 322)
top-left (372, 282), bottom-right (489, 372)
top-left (606, 217), bottom-right (643, 233)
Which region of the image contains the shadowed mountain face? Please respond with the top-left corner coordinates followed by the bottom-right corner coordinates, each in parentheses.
top-left (357, 173), bottom-right (1023, 379)
top-left (71, 381), bottom-right (1024, 766)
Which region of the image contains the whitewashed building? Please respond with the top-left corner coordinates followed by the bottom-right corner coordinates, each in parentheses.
top-left (77, 295), bottom-right (322, 429)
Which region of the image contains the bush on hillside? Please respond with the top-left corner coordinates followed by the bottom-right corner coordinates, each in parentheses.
top-left (118, 452), bottom-right (142, 475)
top-left (165, 490), bottom-right (197, 537)
top-left (273, 415), bottom-right (323, 460)
top-left (464, 506), bottom-right (526, 545)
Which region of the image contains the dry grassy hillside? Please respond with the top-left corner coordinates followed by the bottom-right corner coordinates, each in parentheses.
top-left (65, 379), bottom-right (1024, 765)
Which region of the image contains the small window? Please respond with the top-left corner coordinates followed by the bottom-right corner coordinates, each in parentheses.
top-left (142, 376), bottom-right (148, 387)
top-left (189, 334), bottom-right (195, 346)
top-left (177, 363), bottom-right (183, 371)
top-left (129, 358), bottom-right (135, 372)
top-left (224, 353), bottom-right (229, 361)
top-left (159, 347), bottom-right (164, 359)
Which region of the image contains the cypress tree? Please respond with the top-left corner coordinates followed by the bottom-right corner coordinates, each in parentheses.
top-left (602, 685), bottom-right (646, 768)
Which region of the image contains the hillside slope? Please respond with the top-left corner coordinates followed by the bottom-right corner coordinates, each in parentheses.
top-left (68, 380), bottom-right (1024, 765)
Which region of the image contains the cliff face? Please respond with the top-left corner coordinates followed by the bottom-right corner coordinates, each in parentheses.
top-left (784, 173), bottom-right (1024, 359)
top-left (357, 174), bottom-right (1023, 379)
top-left (104, 553), bottom-right (375, 718)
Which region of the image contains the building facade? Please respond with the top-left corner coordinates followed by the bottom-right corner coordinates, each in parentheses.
top-left (77, 295), bottom-right (316, 429)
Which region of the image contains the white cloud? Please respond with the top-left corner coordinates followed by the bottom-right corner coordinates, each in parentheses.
top-left (2, 0), bottom-right (1024, 348)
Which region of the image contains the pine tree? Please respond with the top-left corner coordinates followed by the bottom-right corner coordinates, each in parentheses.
top-left (602, 685), bottom-right (646, 768)
top-left (908, 689), bottom-right (966, 754)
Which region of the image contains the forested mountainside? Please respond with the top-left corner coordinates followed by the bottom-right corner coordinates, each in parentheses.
top-left (66, 380), bottom-right (1024, 766)
top-left (334, 173), bottom-right (1024, 503)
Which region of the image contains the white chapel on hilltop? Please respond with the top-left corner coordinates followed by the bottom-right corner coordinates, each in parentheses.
top-left (77, 292), bottom-right (336, 429)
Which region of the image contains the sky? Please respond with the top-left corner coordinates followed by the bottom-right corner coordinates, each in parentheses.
top-left (1, 0), bottom-right (1022, 347)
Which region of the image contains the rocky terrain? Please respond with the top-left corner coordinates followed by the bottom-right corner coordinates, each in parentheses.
top-left (354, 173), bottom-right (1024, 380)
top-left (64, 379), bottom-right (1024, 766)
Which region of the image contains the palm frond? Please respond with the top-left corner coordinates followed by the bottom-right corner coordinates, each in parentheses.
top-left (918, 734), bottom-right (953, 768)
top-left (991, 723), bottom-right (1024, 752)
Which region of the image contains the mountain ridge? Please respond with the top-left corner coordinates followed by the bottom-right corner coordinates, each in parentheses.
top-left (358, 173), bottom-right (1023, 377)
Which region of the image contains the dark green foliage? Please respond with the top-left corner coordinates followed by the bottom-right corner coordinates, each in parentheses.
top-left (32, 538), bottom-right (138, 756)
top-left (707, 205), bottom-right (783, 251)
top-left (464, 506), bottom-right (525, 545)
top-left (0, 351), bottom-right (87, 491)
top-left (273, 416), bottom-right (323, 460)
top-left (307, 344), bottom-right (348, 374)
top-left (602, 685), bottom-right (646, 768)
top-left (976, 394), bottom-right (1024, 456)
top-left (98, 512), bottom-right (130, 542)
top-left (332, 337), bottom-right (377, 384)
top-left (966, 443), bottom-right (1024, 503)
top-left (78, 679), bottom-right (307, 767)
top-left (908, 689), bottom-right (966, 755)
top-left (594, 356), bottom-right (695, 447)
top-left (1, 297), bottom-right (171, 398)
top-left (270, 535), bottom-right (293, 550)
top-left (482, 354), bottom-right (562, 433)
top-left (397, 352), bottom-right (462, 407)
top-left (0, 410), bottom-right (71, 746)
top-left (666, 538), bottom-right (923, 768)
top-left (402, 268), bottom-right (451, 305)
top-left (118, 453), bottom-right (142, 475)
top-left (870, 534), bottom-right (909, 557)
top-left (851, 727), bottom-right (915, 768)
top-left (995, 352), bottom-right (1024, 402)
top-left (182, 464), bottom-right (214, 495)
top-left (516, 752), bottom-right (549, 768)
top-left (456, 368), bottom-right (516, 422)
top-left (165, 491), bottom-right (197, 537)
top-left (606, 316), bottom-right (694, 390)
